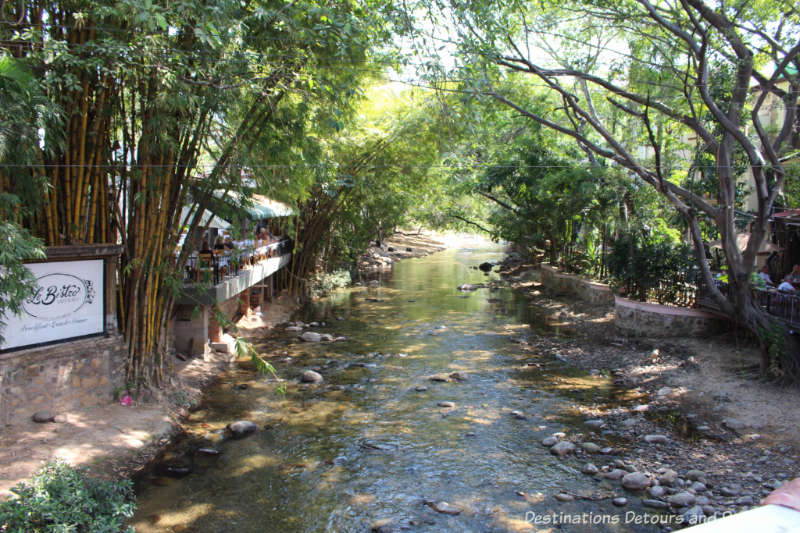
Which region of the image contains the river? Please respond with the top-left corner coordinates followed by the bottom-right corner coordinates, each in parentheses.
top-left (132, 242), bottom-right (659, 532)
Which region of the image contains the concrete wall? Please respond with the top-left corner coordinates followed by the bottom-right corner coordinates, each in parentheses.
top-left (0, 334), bottom-right (126, 425)
top-left (614, 296), bottom-right (728, 337)
top-left (540, 263), bottom-right (614, 306)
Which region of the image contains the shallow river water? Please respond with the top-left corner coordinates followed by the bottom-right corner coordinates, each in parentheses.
top-left (132, 243), bottom-right (659, 532)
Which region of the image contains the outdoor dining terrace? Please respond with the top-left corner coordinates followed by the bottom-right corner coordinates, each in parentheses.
top-left (698, 279), bottom-right (800, 328)
top-left (181, 238), bottom-right (293, 286)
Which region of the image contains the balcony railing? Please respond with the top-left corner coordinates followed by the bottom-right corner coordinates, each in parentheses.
top-left (181, 238), bottom-right (292, 286)
top-left (698, 278), bottom-right (800, 326)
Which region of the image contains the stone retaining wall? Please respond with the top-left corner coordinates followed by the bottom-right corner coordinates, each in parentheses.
top-left (614, 296), bottom-right (728, 337)
top-left (0, 334), bottom-right (126, 425)
top-left (539, 263), bottom-right (614, 306)
top-left (538, 264), bottom-right (729, 337)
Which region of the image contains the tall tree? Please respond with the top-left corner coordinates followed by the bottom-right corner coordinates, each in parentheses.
top-left (0, 0), bottom-right (391, 384)
top-left (404, 0), bottom-right (800, 380)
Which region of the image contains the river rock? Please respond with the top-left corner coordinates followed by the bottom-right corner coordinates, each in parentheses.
top-left (644, 434), bottom-right (669, 444)
top-left (32, 411), bottom-right (55, 423)
top-left (438, 401), bottom-right (456, 408)
top-left (668, 491), bottom-right (696, 507)
top-left (686, 469), bottom-right (706, 481)
top-left (550, 441), bottom-right (575, 457)
top-left (719, 485), bottom-right (741, 497)
top-left (621, 472), bottom-right (651, 491)
top-left (736, 495), bottom-right (755, 506)
top-left (613, 497), bottom-right (628, 507)
top-left (510, 410), bottom-right (526, 419)
top-left (642, 499), bottom-right (669, 509)
top-left (319, 333), bottom-right (334, 341)
top-left (541, 436), bottom-right (558, 447)
top-left (301, 370), bottom-right (324, 383)
top-left (555, 493), bottom-right (574, 502)
top-left (449, 372), bottom-right (469, 381)
top-left (581, 442), bottom-right (601, 453)
top-left (683, 505), bottom-right (706, 525)
top-left (478, 262), bottom-right (493, 272)
top-left (584, 419), bottom-right (605, 430)
top-left (658, 469), bottom-right (679, 486)
top-left (690, 481), bottom-right (707, 493)
top-left (581, 463), bottom-right (599, 475)
top-left (649, 485), bottom-right (666, 498)
top-left (300, 331), bottom-right (322, 342)
top-left (722, 417), bottom-right (746, 431)
top-left (604, 469), bottom-right (627, 480)
top-left (286, 325), bottom-right (303, 331)
top-left (195, 447), bottom-right (222, 457)
top-left (156, 462), bottom-right (192, 478)
top-left (227, 420), bottom-right (258, 439)
top-left (414, 386), bottom-right (428, 392)
top-left (457, 284), bottom-right (477, 291)
top-left (430, 374), bottom-right (450, 382)
top-left (371, 521), bottom-right (395, 533)
top-left (427, 501), bottom-right (461, 515)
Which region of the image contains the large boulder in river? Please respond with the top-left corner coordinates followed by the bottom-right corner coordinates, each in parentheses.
top-left (478, 262), bottom-right (493, 272)
top-left (550, 441), bottom-right (575, 457)
top-left (300, 331), bottom-right (322, 342)
top-left (226, 420), bottom-right (258, 439)
top-left (301, 370), bottom-right (324, 383)
top-left (621, 472), bottom-right (651, 491)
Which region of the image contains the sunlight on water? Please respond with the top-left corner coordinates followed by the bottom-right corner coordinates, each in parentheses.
top-left (132, 242), bottom-right (656, 532)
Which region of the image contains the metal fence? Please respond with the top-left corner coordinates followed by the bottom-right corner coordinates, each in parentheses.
top-left (181, 238), bottom-right (292, 285)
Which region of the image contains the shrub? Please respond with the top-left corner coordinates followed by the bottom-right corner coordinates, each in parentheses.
top-left (0, 460), bottom-right (136, 532)
top-left (309, 269), bottom-right (352, 298)
top-left (607, 231), bottom-right (696, 304)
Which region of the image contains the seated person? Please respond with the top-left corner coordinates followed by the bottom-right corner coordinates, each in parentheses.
top-left (223, 235), bottom-right (235, 250)
top-left (790, 264), bottom-right (800, 284)
top-left (759, 265), bottom-right (774, 286)
top-left (199, 236), bottom-right (212, 254)
top-left (213, 236), bottom-right (225, 250)
top-left (778, 275), bottom-right (795, 293)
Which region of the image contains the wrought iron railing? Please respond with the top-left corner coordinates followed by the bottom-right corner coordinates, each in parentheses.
top-left (181, 238), bottom-right (292, 285)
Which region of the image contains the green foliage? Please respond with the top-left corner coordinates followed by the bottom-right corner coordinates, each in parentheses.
top-left (0, 460), bottom-right (136, 533)
top-left (233, 336), bottom-right (285, 394)
top-left (606, 229), bottom-right (696, 304)
top-left (0, 217), bottom-right (46, 345)
top-left (310, 269), bottom-right (352, 298)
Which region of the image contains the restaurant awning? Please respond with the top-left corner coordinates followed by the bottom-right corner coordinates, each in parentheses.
top-left (180, 206), bottom-right (231, 230)
top-left (773, 208), bottom-right (800, 220)
top-left (213, 191), bottom-right (294, 219)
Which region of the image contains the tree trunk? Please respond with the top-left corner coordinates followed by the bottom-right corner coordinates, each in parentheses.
top-left (728, 277), bottom-right (800, 383)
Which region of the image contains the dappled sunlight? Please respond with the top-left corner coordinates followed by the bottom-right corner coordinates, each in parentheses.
top-left (132, 246), bottom-right (657, 532)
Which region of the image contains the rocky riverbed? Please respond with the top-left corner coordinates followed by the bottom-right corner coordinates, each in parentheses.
top-left (498, 255), bottom-right (800, 527)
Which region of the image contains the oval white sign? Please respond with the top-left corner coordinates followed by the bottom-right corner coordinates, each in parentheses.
top-left (22, 273), bottom-right (93, 319)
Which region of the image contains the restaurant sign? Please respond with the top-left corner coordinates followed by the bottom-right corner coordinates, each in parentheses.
top-left (0, 260), bottom-right (104, 351)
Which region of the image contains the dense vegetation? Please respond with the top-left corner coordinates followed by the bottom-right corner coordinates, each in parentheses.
top-left (0, 460), bottom-right (136, 532)
top-left (1, 0), bottom-right (799, 382)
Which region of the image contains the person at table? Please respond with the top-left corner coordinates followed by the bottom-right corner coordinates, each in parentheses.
top-left (759, 265), bottom-right (775, 287)
top-left (223, 235), bottom-right (235, 251)
top-left (790, 264), bottom-right (800, 285)
top-left (778, 275), bottom-right (796, 293)
top-left (213, 236), bottom-right (225, 251)
top-left (199, 235), bottom-right (212, 253)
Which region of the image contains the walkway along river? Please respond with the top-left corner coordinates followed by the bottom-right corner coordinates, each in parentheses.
top-left (132, 243), bottom-right (675, 532)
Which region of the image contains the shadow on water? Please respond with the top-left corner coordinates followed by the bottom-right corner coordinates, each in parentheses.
top-left (132, 244), bottom-right (666, 533)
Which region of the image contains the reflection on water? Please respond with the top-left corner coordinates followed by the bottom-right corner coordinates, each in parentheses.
top-left (132, 243), bottom-right (657, 532)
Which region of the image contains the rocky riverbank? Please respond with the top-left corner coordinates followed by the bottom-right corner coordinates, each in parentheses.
top-left (498, 257), bottom-right (800, 527)
top-left (0, 293), bottom-right (298, 498)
